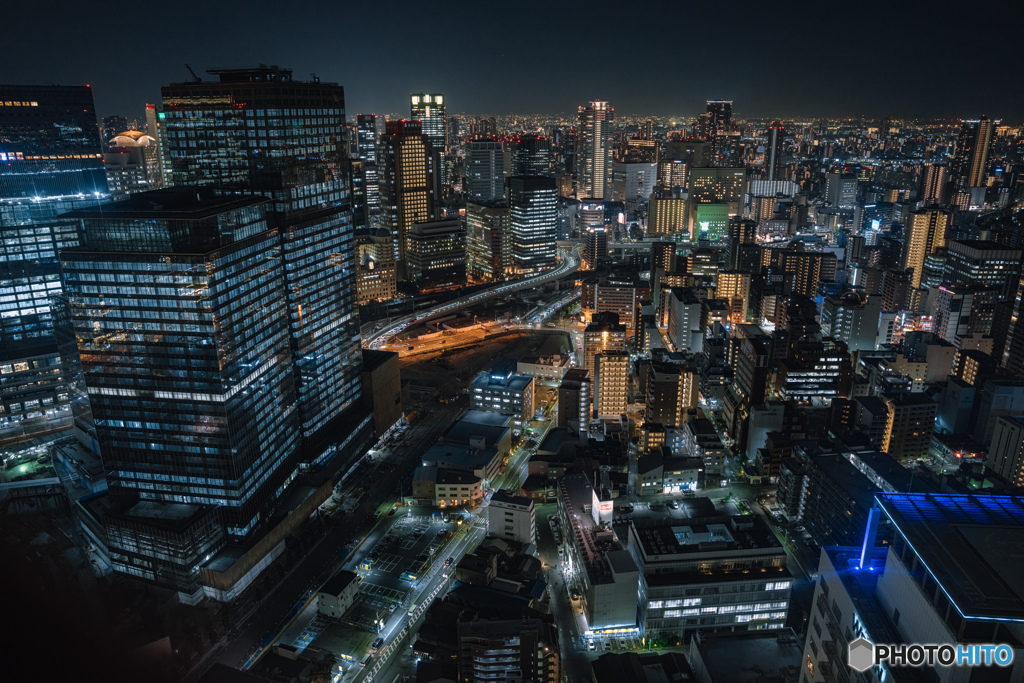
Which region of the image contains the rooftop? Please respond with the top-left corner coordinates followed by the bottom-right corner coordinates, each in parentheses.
top-left (321, 570), bottom-right (358, 597)
top-left (692, 628), bottom-right (802, 683)
top-left (421, 443), bottom-right (499, 474)
top-left (60, 187), bottom-right (268, 221)
top-left (361, 348), bottom-right (398, 373)
top-left (876, 492), bottom-right (1024, 621)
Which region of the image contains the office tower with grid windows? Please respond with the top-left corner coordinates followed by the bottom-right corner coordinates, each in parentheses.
top-left (0, 84), bottom-right (110, 434)
top-left (899, 207), bottom-right (951, 289)
top-left (62, 189), bottom-right (298, 598)
top-left (508, 175), bottom-right (557, 273)
top-left (765, 121), bottom-right (784, 181)
top-left (379, 119), bottom-right (436, 269)
top-left (465, 139), bottom-right (505, 202)
top-left (161, 65), bottom-right (367, 462)
top-left (410, 93), bottom-right (446, 193)
top-left (355, 114), bottom-right (381, 222)
top-left (576, 100), bottom-right (614, 199)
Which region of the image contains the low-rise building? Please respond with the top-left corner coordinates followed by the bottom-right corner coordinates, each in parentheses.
top-left (517, 355), bottom-right (571, 381)
top-left (411, 467), bottom-right (483, 508)
top-left (470, 365), bottom-right (535, 430)
top-left (488, 490), bottom-right (537, 545)
top-left (317, 570), bottom-right (360, 619)
top-left (689, 628), bottom-right (802, 683)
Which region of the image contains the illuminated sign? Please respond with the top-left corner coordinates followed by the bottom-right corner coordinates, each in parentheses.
top-left (599, 501), bottom-right (613, 512)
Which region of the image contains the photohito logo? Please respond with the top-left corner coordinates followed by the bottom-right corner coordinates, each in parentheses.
top-left (848, 638), bottom-right (1014, 672)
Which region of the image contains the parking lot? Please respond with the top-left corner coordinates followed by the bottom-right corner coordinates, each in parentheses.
top-left (357, 512), bottom-right (459, 606)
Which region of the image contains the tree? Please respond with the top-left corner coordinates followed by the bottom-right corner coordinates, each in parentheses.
top-left (310, 653), bottom-right (337, 683)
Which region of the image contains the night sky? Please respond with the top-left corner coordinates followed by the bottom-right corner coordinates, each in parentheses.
top-left (2, 0), bottom-right (1019, 122)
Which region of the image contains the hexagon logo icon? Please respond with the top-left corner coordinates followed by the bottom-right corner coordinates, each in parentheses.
top-left (848, 637), bottom-right (875, 672)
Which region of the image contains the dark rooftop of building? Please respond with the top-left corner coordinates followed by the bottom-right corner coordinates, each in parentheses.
top-left (876, 492), bottom-right (1024, 621)
top-left (321, 570), bottom-right (358, 597)
top-left (691, 628), bottom-right (802, 683)
top-left (60, 187), bottom-right (267, 220)
top-left (592, 651), bottom-right (695, 683)
top-left (362, 348), bottom-right (398, 373)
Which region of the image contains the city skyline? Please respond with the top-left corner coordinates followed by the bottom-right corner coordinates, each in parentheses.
top-left (3, 0), bottom-right (1020, 121)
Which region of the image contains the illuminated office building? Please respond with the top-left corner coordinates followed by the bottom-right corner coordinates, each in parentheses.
top-left (465, 139), bottom-right (505, 202)
top-left (161, 66), bottom-right (365, 459)
top-left (0, 84), bottom-right (109, 430)
top-left (465, 200), bottom-right (510, 283)
top-left (510, 134), bottom-right (551, 177)
top-left (508, 175), bottom-right (557, 273)
top-left (355, 114), bottom-right (381, 221)
top-left (410, 93), bottom-right (447, 191)
top-left (379, 119), bottom-right (436, 266)
top-left (765, 121), bottom-right (784, 181)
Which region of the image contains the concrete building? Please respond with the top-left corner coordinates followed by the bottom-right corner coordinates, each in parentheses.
top-left (465, 200), bottom-right (510, 283)
top-left (488, 490), bottom-right (537, 545)
top-left (576, 100), bottom-right (615, 200)
top-left (406, 218), bottom-right (465, 289)
top-left (584, 312), bottom-right (628, 379)
top-left (470, 365), bottom-right (535, 429)
top-left (582, 276), bottom-right (642, 331)
top-left (987, 415), bottom-right (1024, 487)
top-left (594, 352), bottom-right (630, 419)
top-left (667, 288), bottom-right (703, 353)
top-left (819, 293), bottom-right (884, 352)
top-left (612, 161), bottom-right (658, 210)
top-left (412, 466), bottom-right (482, 508)
top-left (972, 379), bottom-right (1024, 446)
top-left (801, 454), bottom-right (879, 547)
top-left (457, 619), bottom-right (561, 683)
top-left (683, 411), bottom-right (727, 476)
top-left (647, 187), bottom-right (688, 237)
top-left (746, 402), bottom-right (786, 462)
top-left (900, 207), bottom-right (951, 289)
top-left (644, 360), bottom-right (700, 428)
top-left (317, 570), bottom-right (360, 619)
top-left (464, 139), bottom-right (505, 203)
top-left (628, 505), bottom-right (792, 639)
top-left (716, 271), bottom-right (751, 323)
top-left (557, 474), bottom-right (641, 636)
top-left (355, 228), bottom-right (397, 304)
top-left (516, 355), bottom-right (571, 381)
top-left (379, 119), bottom-right (435, 267)
top-left (361, 349), bottom-right (403, 438)
top-left (558, 369), bottom-right (592, 438)
top-left (881, 394), bottom-right (937, 462)
top-left (689, 629), bottom-right (802, 683)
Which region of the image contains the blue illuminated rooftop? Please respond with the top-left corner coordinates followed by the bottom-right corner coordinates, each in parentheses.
top-left (875, 492), bottom-right (1024, 621)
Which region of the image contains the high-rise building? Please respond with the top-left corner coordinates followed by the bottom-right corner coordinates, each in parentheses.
top-left (765, 121), bottom-right (784, 181)
top-left (688, 167), bottom-right (747, 206)
top-left (101, 114), bottom-right (128, 146)
top-left (881, 393), bottom-right (937, 462)
top-left (510, 134), bottom-right (551, 177)
top-left (611, 161), bottom-right (658, 209)
top-left (593, 351), bottom-right (629, 418)
top-left (144, 104), bottom-right (171, 189)
top-left (355, 114), bottom-right (381, 222)
top-left (950, 116), bottom-right (995, 190)
top-left (647, 187), bottom-right (688, 237)
top-left (1004, 271), bottom-right (1024, 377)
top-left (410, 93), bottom-right (446, 192)
top-left (715, 271), bottom-right (751, 323)
top-left (932, 284), bottom-right (999, 346)
top-left (508, 175), bottom-right (557, 273)
top-left (558, 368), bottom-right (592, 437)
top-left (824, 171), bottom-right (858, 209)
top-left (583, 312), bottom-right (628, 379)
top-left (899, 207), bottom-right (951, 289)
top-left (62, 189), bottom-right (298, 596)
top-left (919, 162), bottom-right (948, 204)
top-left (819, 293), bottom-right (884, 352)
top-left (0, 84), bottom-right (110, 431)
top-left (699, 100), bottom-right (733, 166)
top-left (103, 130), bottom-right (159, 200)
top-left (465, 200), bottom-right (510, 283)
top-left (465, 139), bottom-right (505, 202)
top-left (379, 119), bottom-right (435, 266)
top-left (576, 100), bottom-right (614, 199)
top-left (644, 360), bottom-right (699, 427)
top-left (987, 415), bottom-right (1024, 486)
top-left (355, 228), bottom-right (397, 304)
top-left (162, 66), bottom-right (364, 454)
top-left (579, 198), bottom-right (607, 270)
top-left (406, 218), bottom-right (465, 289)
top-left (943, 239), bottom-right (1022, 291)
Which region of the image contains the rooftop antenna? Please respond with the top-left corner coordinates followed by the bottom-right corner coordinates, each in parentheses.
top-left (311, 72), bottom-right (320, 83)
top-left (185, 64), bottom-right (201, 83)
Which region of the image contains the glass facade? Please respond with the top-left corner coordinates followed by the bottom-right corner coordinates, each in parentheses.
top-left (161, 67), bottom-right (362, 453)
top-left (0, 85), bottom-right (110, 429)
top-left (356, 114), bottom-right (380, 221)
top-left (62, 191), bottom-right (299, 537)
top-left (509, 176), bottom-right (558, 274)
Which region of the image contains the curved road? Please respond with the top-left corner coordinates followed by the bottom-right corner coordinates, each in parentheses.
top-left (363, 246), bottom-right (581, 349)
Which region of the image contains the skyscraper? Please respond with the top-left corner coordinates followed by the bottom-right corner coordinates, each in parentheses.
top-left (379, 119), bottom-right (436, 267)
top-left (700, 100), bottom-right (733, 166)
top-left (510, 134), bottom-right (551, 177)
top-left (410, 93), bottom-right (446, 192)
top-left (508, 175), bottom-right (557, 273)
top-left (950, 116), bottom-right (995, 190)
top-left (575, 100), bottom-right (614, 199)
top-left (900, 207), bottom-right (951, 289)
top-left (161, 65), bottom-right (365, 457)
top-left (465, 139), bottom-right (505, 202)
top-left (919, 162), bottom-right (948, 204)
top-left (465, 200), bottom-right (510, 283)
top-left (765, 121), bottom-right (784, 181)
top-left (63, 189), bottom-right (298, 596)
top-left (0, 84), bottom-right (109, 433)
top-left (355, 114), bottom-right (381, 223)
